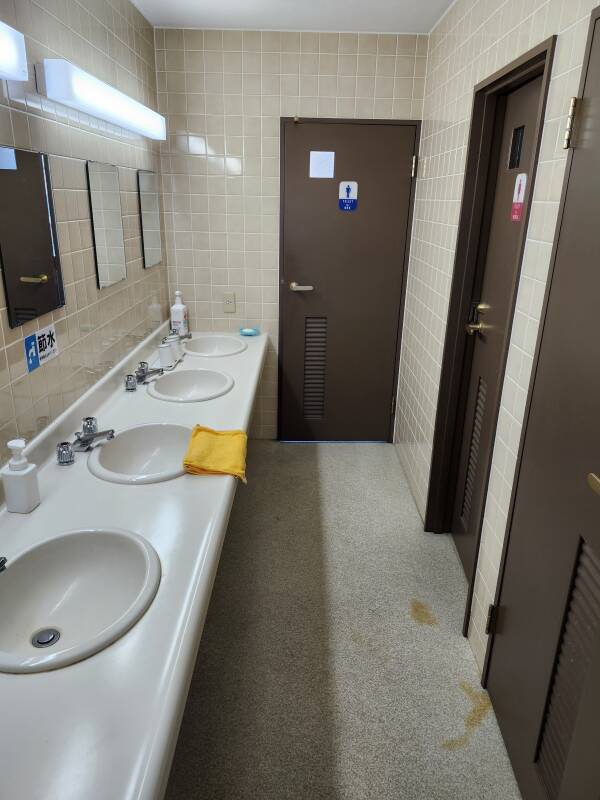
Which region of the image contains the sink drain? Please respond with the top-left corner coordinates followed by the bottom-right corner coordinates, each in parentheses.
top-left (31, 628), bottom-right (60, 648)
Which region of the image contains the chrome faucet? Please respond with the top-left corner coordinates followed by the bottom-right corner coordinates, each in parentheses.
top-left (0, 557), bottom-right (7, 573)
top-left (56, 417), bottom-right (115, 465)
top-left (124, 361), bottom-right (165, 391)
top-left (74, 417), bottom-right (115, 451)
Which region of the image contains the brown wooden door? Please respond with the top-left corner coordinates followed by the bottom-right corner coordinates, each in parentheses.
top-left (0, 149), bottom-right (63, 327)
top-left (451, 76), bottom-right (543, 575)
top-left (485, 11), bottom-right (600, 800)
top-left (279, 119), bottom-right (418, 441)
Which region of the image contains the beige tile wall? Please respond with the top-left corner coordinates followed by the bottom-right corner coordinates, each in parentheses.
top-left (0, 0), bottom-right (169, 458)
top-left (156, 28), bottom-right (427, 438)
top-left (393, 0), bottom-right (596, 670)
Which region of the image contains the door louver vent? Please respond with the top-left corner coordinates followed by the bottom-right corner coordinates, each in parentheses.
top-left (461, 377), bottom-right (487, 523)
top-left (303, 316), bottom-right (327, 421)
top-left (536, 541), bottom-right (600, 798)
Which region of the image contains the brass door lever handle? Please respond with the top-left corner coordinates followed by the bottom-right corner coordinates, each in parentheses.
top-left (466, 301), bottom-right (491, 335)
top-left (466, 321), bottom-right (487, 335)
top-left (20, 274), bottom-right (49, 284)
top-left (587, 473), bottom-right (600, 496)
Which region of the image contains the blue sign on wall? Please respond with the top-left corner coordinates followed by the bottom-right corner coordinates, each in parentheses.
top-left (24, 324), bottom-right (59, 373)
top-left (339, 181), bottom-right (358, 211)
top-left (24, 333), bottom-right (40, 373)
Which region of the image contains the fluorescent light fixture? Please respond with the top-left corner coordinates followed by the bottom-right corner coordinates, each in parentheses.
top-left (38, 58), bottom-right (166, 140)
top-left (0, 20), bottom-right (28, 81)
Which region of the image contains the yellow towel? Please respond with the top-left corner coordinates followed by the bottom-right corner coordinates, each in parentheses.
top-left (183, 425), bottom-right (248, 482)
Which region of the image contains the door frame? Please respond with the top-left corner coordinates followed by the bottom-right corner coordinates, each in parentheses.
top-left (277, 118), bottom-right (421, 442)
top-left (482, 9), bottom-right (600, 687)
top-left (423, 39), bottom-right (555, 632)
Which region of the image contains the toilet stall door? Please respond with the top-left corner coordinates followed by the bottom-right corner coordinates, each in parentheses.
top-left (485, 9), bottom-right (600, 798)
top-left (278, 119), bottom-right (418, 442)
top-left (450, 75), bottom-right (543, 578)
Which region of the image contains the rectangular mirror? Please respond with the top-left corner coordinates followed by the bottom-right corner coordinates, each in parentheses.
top-left (0, 147), bottom-right (64, 328)
top-left (86, 161), bottom-right (126, 288)
top-left (137, 170), bottom-right (162, 269)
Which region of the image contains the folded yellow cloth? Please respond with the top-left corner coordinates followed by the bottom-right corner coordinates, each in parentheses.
top-left (183, 425), bottom-right (248, 482)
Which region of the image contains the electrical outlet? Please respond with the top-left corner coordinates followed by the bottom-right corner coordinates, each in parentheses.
top-left (223, 292), bottom-right (236, 313)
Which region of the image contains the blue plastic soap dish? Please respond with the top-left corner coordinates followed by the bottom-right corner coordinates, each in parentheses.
top-left (239, 326), bottom-right (260, 336)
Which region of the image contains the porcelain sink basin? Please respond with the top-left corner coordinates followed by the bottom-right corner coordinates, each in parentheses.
top-left (184, 335), bottom-right (247, 357)
top-left (88, 423), bottom-right (190, 484)
top-left (0, 529), bottom-right (160, 673)
top-left (147, 368), bottom-right (234, 403)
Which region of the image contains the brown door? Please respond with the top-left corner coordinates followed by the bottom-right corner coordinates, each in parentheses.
top-left (279, 119), bottom-right (418, 441)
top-left (451, 76), bottom-right (543, 575)
top-left (485, 11), bottom-right (600, 800)
top-left (0, 149), bottom-right (63, 327)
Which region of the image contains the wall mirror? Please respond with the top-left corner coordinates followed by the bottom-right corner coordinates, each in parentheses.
top-left (137, 170), bottom-right (162, 269)
top-left (0, 147), bottom-right (64, 328)
top-left (86, 161), bottom-right (126, 289)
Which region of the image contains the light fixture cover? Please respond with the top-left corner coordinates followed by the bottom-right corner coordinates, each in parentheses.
top-left (0, 20), bottom-right (28, 82)
top-left (39, 58), bottom-right (166, 141)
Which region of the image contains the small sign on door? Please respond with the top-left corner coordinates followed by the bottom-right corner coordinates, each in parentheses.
top-left (339, 181), bottom-right (358, 211)
top-left (309, 151), bottom-right (335, 179)
top-left (511, 173), bottom-right (527, 222)
top-left (24, 323), bottom-right (59, 373)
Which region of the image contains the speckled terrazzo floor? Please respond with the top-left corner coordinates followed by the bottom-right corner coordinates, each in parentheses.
top-left (165, 442), bottom-right (521, 800)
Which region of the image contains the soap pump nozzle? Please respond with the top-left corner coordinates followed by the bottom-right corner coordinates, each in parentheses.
top-left (7, 438), bottom-right (29, 472)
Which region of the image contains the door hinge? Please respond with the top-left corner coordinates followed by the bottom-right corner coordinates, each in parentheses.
top-left (411, 154), bottom-right (418, 178)
top-left (563, 96), bottom-right (578, 149)
top-left (391, 395), bottom-right (396, 416)
top-left (485, 603), bottom-right (499, 635)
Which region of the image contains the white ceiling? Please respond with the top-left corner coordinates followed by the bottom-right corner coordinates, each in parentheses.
top-left (132, 0), bottom-right (454, 34)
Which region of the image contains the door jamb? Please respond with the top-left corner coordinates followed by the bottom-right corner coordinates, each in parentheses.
top-left (277, 118), bottom-right (421, 442)
top-left (422, 38), bottom-right (556, 634)
top-left (482, 9), bottom-right (600, 687)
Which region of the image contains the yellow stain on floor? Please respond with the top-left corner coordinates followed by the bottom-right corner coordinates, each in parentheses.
top-left (410, 599), bottom-right (438, 626)
top-left (443, 682), bottom-right (493, 751)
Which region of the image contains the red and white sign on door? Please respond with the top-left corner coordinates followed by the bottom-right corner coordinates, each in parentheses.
top-left (511, 172), bottom-right (527, 222)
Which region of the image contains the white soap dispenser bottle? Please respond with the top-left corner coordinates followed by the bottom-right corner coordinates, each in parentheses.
top-left (1, 439), bottom-right (41, 514)
top-left (170, 290), bottom-right (189, 336)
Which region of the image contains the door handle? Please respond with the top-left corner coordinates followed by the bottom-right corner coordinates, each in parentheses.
top-left (289, 281), bottom-right (314, 292)
top-left (466, 301), bottom-right (490, 335)
top-left (20, 274), bottom-right (49, 284)
top-left (466, 322), bottom-right (488, 335)
top-left (587, 473), bottom-right (600, 496)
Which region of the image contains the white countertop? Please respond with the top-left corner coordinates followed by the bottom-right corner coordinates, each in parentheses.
top-left (0, 330), bottom-right (268, 800)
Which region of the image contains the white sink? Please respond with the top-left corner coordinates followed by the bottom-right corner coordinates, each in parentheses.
top-left (0, 529), bottom-right (161, 673)
top-left (147, 368), bottom-right (234, 403)
top-left (88, 423), bottom-right (190, 484)
top-left (184, 335), bottom-right (247, 357)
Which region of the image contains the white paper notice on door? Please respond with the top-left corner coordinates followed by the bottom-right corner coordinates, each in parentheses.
top-left (309, 151), bottom-right (335, 179)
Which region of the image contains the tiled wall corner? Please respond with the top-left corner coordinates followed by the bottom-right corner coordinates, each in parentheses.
top-left (0, 0), bottom-right (169, 457)
top-left (156, 28), bottom-right (427, 439)
top-left (393, 0), bottom-right (596, 671)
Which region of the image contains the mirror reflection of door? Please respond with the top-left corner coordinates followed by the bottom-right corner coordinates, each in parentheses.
top-left (86, 161), bottom-right (126, 289)
top-left (137, 170), bottom-right (163, 269)
top-left (0, 147), bottom-right (64, 328)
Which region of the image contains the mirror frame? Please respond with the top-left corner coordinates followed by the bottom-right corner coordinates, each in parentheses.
top-left (86, 160), bottom-right (127, 290)
top-left (137, 169), bottom-right (163, 270)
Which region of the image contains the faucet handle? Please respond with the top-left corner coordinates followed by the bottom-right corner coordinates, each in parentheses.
top-left (0, 557), bottom-right (7, 572)
top-left (82, 417), bottom-right (98, 436)
top-left (57, 441), bottom-right (75, 466)
top-left (135, 361), bottom-right (149, 380)
top-left (125, 374), bottom-right (137, 392)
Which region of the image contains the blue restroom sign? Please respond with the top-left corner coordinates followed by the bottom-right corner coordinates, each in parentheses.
top-left (339, 181), bottom-right (358, 211)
